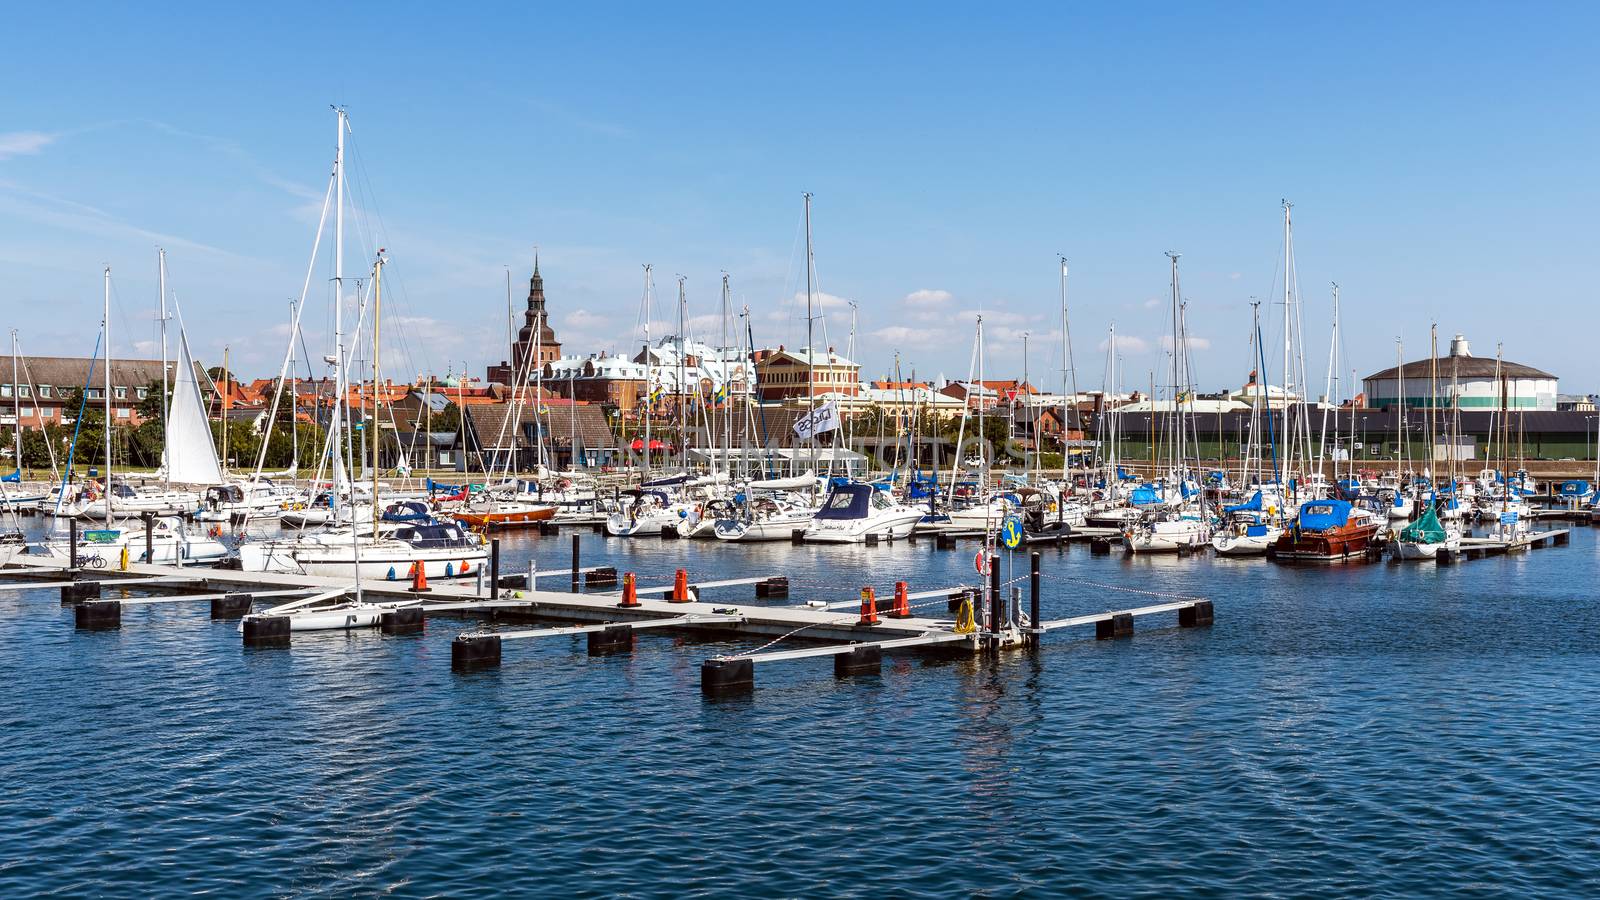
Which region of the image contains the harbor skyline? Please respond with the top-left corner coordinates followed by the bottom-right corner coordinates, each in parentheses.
top-left (2, 4), bottom-right (1596, 387)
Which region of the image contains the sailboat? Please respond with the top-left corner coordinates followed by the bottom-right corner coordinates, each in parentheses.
top-left (1213, 302), bottom-right (1284, 555)
top-left (1124, 253), bottom-right (1211, 553)
top-left (237, 110), bottom-right (487, 594)
top-left (41, 267), bottom-right (228, 564)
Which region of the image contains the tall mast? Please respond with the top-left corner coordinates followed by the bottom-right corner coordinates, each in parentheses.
top-left (1280, 201), bottom-right (1294, 493)
top-left (1167, 252), bottom-right (1183, 480)
top-left (641, 264), bottom-right (653, 480)
top-left (1396, 341), bottom-right (1407, 475)
top-left (371, 251), bottom-right (385, 536)
top-left (103, 265), bottom-right (112, 528)
top-left (1428, 324), bottom-right (1439, 478)
top-left (158, 248), bottom-right (169, 488)
top-left (803, 192), bottom-right (816, 482)
top-left (331, 105), bottom-right (347, 518)
top-left (677, 274), bottom-right (687, 473)
top-left (1316, 283), bottom-right (1340, 478)
top-left (222, 344), bottom-right (230, 472)
top-left (720, 272), bottom-right (732, 471)
top-left (10, 330), bottom-right (19, 481)
top-left (1022, 331), bottom-right (1031, 480)
top-left (1060, 257), bottom-right (1079, 483)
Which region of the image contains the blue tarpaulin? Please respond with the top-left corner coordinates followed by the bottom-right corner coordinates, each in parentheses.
top-left (1297, 499), bottom-right (1353, 531)
top-left (1130, 485), bottom-right (1161, 506)
top-left (0, 469), bottom-right (18, 483)
top-left (1224, 491), bottom-right (1263, 514)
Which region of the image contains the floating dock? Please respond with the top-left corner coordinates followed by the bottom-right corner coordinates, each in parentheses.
top-left (3, 543), bottom-right (1214, 697)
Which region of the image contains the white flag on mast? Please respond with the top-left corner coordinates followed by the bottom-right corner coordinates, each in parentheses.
top-left (792, 401), bottom-right (840, 441)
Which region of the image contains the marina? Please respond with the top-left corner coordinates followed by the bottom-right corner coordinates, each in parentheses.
top-left (5, 5), bottom-right (1599, 895)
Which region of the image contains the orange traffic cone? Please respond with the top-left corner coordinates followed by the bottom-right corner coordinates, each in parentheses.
top-left (890, 581), bottom-right (911, 618)
top-left (858, 587), bottom-right (880, 626)
top-left (410, 561), bottom-right (431, 593)
top-left (618, 572), bottom-right (640, 608)
top-left (670, 568), bottom-right (691, 603)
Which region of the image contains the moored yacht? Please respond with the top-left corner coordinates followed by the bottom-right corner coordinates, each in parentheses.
top-left (803, 483), bottom-right (923, 544)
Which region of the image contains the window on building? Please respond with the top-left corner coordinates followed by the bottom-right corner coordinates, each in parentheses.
top-left (0, 385), bottom-right (9, 398)
top-left (136, 387), bottom-right (148, 400)
top-left (38, 385), bottom-right (52, 398)
top-left (116, 408), bottom-right (130, 418)
top-left (114, 387), bottom-right (127, 400)
top-left (87, 389), bottom-right (104, 400)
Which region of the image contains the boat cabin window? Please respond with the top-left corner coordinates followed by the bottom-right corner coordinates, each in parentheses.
top-left (1305, 504), bottom-right (1334, 516)
top-left (826, 493), bottom-right (856, 510)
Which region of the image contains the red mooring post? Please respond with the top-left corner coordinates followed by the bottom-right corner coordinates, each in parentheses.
top-left (618, 572), bottom-right (640, 608)
top-left (858, 587), bottom-right (880, 626)
top-left (670, 568), bottom-right (691, 603)
top-left (890, 580), bottom-right (911, 618)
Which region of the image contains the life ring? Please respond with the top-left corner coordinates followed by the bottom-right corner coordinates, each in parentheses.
top-left (974, 552), bottom-right (990, 576)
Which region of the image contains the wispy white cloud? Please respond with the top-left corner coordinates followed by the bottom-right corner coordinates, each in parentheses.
top-left (0, 131), bottom-right (56, 161)
top-left (870, 325), bottom-right (942, 349)
top-left (0, 182), bottom-right (247, 259)
top-left (1099, 334), bottom-right (1151, 353)
top-left (1161, 335), bottom-right (1212, 351)
top-left (903, 288), bottom-right (952, 308)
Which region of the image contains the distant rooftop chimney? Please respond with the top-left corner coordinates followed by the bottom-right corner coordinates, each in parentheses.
top-left (1450, 334), bottom-right (1471, 358)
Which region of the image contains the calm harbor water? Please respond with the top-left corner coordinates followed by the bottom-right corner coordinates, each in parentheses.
top-left (3, 522), bottom-right (1599, 897)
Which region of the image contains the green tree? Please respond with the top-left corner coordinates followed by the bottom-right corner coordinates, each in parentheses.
top-left (433, 402), bottom-right (462, 433)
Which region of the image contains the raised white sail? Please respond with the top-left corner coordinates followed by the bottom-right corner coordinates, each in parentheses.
top-left (164, 326), bottom-right (225, 485)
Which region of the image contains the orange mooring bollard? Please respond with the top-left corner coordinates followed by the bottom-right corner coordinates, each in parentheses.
top-left (410, 561), bottom-right (431, 593)
top-left (618, 572), bottom-right (639, 608)
top-left (670, 568), bottom-right (691, 603)
top-left (890, 580), bottom-right (911, 618)
top-left (858, 587), bottom-right (880, 626)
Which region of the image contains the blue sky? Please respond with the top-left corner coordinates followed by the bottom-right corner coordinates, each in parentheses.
top-left (1, 2), bottom-right (1595, 396)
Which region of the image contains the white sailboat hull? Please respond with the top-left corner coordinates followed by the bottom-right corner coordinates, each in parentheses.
top-left (1123, 519), bottom-right (1208, 554)
top-left (713, 512), bottom-right (816, 542)
top-left (803, 508), bottom-right (923, 544)
top-left (1210, 527), bottom-right (1282, 556)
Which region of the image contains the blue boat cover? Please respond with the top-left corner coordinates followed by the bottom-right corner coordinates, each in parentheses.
top-left (1297, 499), bottom-right (1352, 530)
top-left (1224, 491), bottom-right (1263, 514)
top-left (1559, 480), bottom-right (1591, 496)
top-left (814, 483), bottom-right (873, 520)
top-left (1130, 485), bottom-right (1161, 506)
top-left (0, 469), bottom-right (18, 483)
top-left (1245, 523), bottom-right (1269, 537)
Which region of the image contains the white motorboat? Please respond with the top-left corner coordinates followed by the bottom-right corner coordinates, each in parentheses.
top-left (803, 483), bottom-right (924, 544)
top-left (37, 516), bottom-right (230, 565)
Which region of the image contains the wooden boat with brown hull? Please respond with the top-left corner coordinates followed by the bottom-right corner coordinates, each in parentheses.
top-left (449, 501), bottom-right (558, 530)
top-left (1269, 498), bottom-right (1384, 563)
